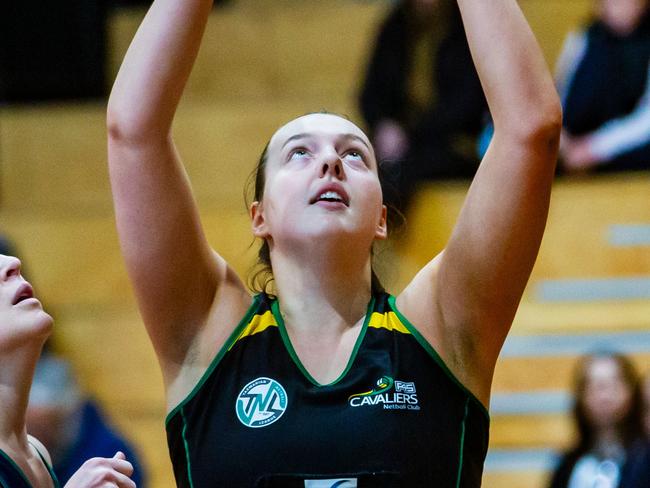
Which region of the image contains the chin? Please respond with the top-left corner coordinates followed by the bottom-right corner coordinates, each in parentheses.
top-left (0, 313), bottom-right (53, 352)
top-left (32, 311), bottom-right (54, 339)
top-left (306, 224), bottom-right (361, 243)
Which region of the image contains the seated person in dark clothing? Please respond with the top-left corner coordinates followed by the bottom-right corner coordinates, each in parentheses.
top-left (643, 371), bottom-right (650, 439)
top-left (556, 0), bottom-right (650, 173)
top-left (359, 0), bottom-right (487, 207)
top-left (549, 352), bottom-right (650, 488)
top-left (26, 354), bottom-right (146, 486)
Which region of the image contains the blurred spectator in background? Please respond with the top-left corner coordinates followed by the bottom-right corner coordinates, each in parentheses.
top-left (642, 372), bottom-right (650, 439)
top-left (0, 1), bottom-right (109, 103)
top-left (556, 0), bottom-right (650, 173)
top-left (26, 353), bottom-right (146, 486)
top-left (549, 352), bottom-right (650, 488)
top-left (1, 0), bottom-right (231, 103)
top-left (359, 0), bottom-right (486, 209)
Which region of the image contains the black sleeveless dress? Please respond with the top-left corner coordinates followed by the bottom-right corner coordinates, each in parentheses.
top-left (166, 292), bottom-right (489, 487)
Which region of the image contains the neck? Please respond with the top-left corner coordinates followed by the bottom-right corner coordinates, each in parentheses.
top-left (270, 239), bottom-right (374, 334)
top-left (0, 341), bottom-right (43, 448)
top-left (592, 427), bottom-right (625, 458)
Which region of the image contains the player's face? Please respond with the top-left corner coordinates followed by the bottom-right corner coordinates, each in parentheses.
top-left (0, 255), bottom-right (52, 348)
top-left (582, 357), bottom-right (633, 429)
top-left (252, 114), bottom-right (387, 251)
top-left (599, 0), bottom-right (648, 35)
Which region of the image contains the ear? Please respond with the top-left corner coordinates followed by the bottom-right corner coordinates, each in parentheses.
top-left (251, 201), bottom-right (270, 238)
top-left (375, 204), bottom-right (388, 240)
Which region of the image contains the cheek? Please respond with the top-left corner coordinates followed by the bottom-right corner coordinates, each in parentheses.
top-left (359, 177), bottom-right (384, 211)
top-left (264, 174), bottom-right (304, 218)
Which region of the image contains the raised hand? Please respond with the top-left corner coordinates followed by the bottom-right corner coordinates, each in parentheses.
top-left (64, 451), bottom-right (136, 488)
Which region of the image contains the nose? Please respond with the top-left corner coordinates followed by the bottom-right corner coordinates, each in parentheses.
top-left (319, 152), bottom-right (344, 180)
top-left (0, 256), bottom-right (21, 281)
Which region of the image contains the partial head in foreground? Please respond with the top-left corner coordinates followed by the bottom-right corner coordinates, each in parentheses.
top-left (247, 113), bottom-right (389, 293)
top-left (0, 254), bottom-right (52, 350)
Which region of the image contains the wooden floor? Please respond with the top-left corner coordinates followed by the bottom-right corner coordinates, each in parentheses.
top-left (2, 1), bottom-right (648, 487)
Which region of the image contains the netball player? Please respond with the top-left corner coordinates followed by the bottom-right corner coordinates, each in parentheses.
top-left (0, 254), bottom-right (136, 488)
top-left (107, 0), bottom-right (561, 485)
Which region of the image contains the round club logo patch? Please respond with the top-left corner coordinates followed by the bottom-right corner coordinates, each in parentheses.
top-left (236, 377), bottom-right (288, 428)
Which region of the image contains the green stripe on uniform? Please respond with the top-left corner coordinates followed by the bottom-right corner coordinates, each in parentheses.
top-left (455, 398), bottom-right (470, 488)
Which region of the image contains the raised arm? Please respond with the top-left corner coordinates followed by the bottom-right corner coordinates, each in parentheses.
top-left (107, 0), bottom-right (248, 382)
top-left (398, 0), bottom-right (562, 404)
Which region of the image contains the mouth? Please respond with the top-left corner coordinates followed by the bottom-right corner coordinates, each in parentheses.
top-left (12, 283), bottom-right (35, 305)
top-left (309, 186), bottom-right (350, 207)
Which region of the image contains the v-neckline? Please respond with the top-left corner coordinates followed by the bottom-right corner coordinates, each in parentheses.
top-left (270, 295), bottom-right (376, 387)
top-left (0, 445), bottom-right (58, 488)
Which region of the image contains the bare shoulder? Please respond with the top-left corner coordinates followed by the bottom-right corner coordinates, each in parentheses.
top-left (201, 251), bottom-right (253, 354)
top-left (395, 252), bottom-right (491, 407)
top-left (395, 252), bottom-right (444, 341)
top-left (26, 435), bottom-right (52, 467)
top-left (163, 258), bottom-right (254, 410)
top-left (205, 259), bottom-right (254, 351)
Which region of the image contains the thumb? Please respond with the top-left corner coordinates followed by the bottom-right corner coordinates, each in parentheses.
top-left (113, 451), bottom-right (126, 460)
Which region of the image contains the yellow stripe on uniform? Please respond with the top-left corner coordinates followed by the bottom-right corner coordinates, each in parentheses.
top-left (230, 310), bottom-right (278, 349)
top-left (367, 311), bottom-right (411, 335)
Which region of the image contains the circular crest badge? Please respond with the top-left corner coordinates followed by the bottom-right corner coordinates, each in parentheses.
top-left (236, 377), bottom-right (288, 428)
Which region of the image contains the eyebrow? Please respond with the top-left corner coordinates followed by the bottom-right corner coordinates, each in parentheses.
top-left (281, 133), bottom-right (371, 151)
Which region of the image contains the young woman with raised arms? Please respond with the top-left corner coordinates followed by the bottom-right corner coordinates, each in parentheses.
top-left (107, 0), bottom-right (561, 485)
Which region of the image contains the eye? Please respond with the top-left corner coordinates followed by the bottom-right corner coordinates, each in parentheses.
top-left (342, 150), bottom-right (367, 167)
top-left (288, 148), bottom-right (311, 161)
